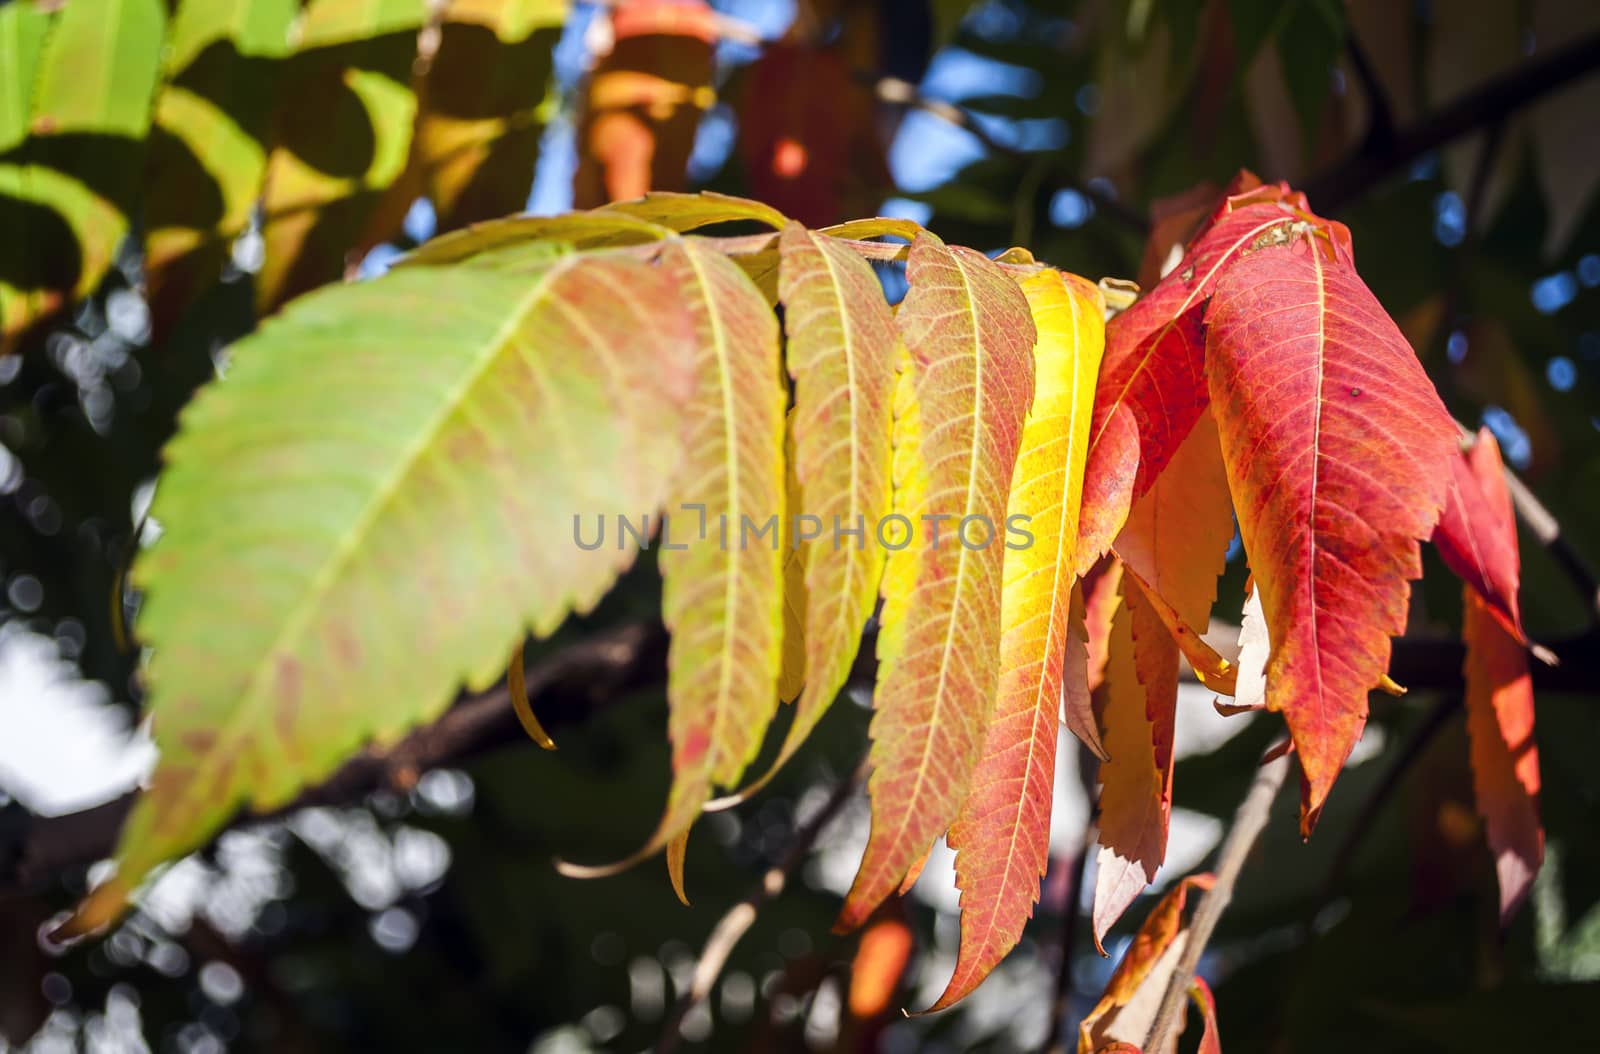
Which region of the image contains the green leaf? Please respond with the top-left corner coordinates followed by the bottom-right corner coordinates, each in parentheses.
top-left (255, 0), bottom-right (426, 311)
top-left (60, 240), bottom-right (698, 935)
top-left (0, 0), bottom-right (166, 350)
top-left (143, 0), bottom-right (298, 330)
top-left (397, 0), bottom-right (567, 232)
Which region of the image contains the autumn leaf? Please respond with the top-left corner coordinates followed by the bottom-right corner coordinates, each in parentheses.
top-left (563, 238), bottom-right (786, 880)
top-left (747, 225), bottom-right (899, 784)
top-left (573, 0), bottom-right (718, 208)
top-left (1113, 412), bottom-right (1234, 639)
top-left (1079, 873), bottom-right (1215, 1054)
top-left (1091, 574), bottom-right (1180, 950)
top-left (837, 233), bottom-right (1036, 932)
top-left (1458, 430), bottom-right (1542, 923)
top-left (1434, 427), bottom-right (1525, 640)
top-left (1077, 200), bottom-right (1341, 576)
top-left (1205, 237), bottom-right (1457, 830)
top-left (930, 265), bottom-right (1105, 1010)
top-left (60, 242), bottom-right (698, 935)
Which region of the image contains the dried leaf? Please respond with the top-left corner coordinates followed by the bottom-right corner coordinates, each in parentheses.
top-left (1092, 575), bottom-right (1180, 949)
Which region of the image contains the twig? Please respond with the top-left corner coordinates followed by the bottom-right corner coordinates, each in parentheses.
top-left (1042, 839), bottom-right (1092, 1054)
top-left (1341, 23), bottom-right (1396, 153)
top-left (656, 762), bottom-right (866, 1054)
top-left (1144, 748), bottom-right (1292, 1053)
top-left (1312, 694), bottom-right (1460, 919)
top-left (873, 77), bottom-right (1150, 235)
top-left (0, 622), bottom-right (665, 894)
top-left (1453, 419), bottom-right (1600, 624)
top-left (1305, 30), bottom-right (1600, 211)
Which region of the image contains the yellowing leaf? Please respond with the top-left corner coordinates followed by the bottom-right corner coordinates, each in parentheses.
top-left (564, 238), bottom-right (786, 881)
top-left (61, 243), bottom-right (698, 935)
top-left (929, 266), bottom-right (1105, 1010)
top-left (837, 234), bottom-right (1036, 932)
top-left (731, 225), bottom-right (898, 793)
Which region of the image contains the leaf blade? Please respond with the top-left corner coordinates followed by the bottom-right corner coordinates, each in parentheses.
top-left (930, 266), bottom-right (1105, 1009)
top-left (62, 243), bottom-right (696, 933)
top-left (837, 234), bottom-right (1035, 931)
top-left (1205, 240), bottom-right (1456, 829)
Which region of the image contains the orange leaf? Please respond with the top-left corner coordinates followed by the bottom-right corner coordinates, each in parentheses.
top-left (1079, 873), bottom-right (1215, 1054)
top-left (837, 234), bottom-right (1035, 932)
top-left (573, 0), bottom-right (716, 207)
top-left (1114, 412), bottom-right (1233, 638)
top-left (928, 267), bottom-right (1106, 1011)
top-left (1188, 976), bottom-right (1223, 1054)
top-left (1459, 433), bottom-right (1542, 923)
top-left (1092, 574), bottom-right (1180, 950)
top-left (1205, 238), bottom-right (1456, 831)
top-left (1083, 556), bottom-right (1125, 694)
top-left (1434, 428), bottom-right (1525, 640)
top-left (848, 913), bottom-right (915, 1018)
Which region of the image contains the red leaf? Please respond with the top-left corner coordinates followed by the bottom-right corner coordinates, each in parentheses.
top-left (1077, 202), bottom-right (1342, 576)
top-left (737, 43), bottom-right (889, 227)
top-left (1434, 428), bottom-right (1525, 639)
top-left (1459, 433), bottom-right (1542, 923)
top-left (1205, 238), bottom-right (1457, 831)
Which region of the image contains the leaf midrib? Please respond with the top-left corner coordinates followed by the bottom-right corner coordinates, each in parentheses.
top-left (185, 260), bottom-right (567, 811)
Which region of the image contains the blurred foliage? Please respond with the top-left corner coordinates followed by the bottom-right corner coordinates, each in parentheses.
top-left (2, 0), bottom-right (1599, 1050)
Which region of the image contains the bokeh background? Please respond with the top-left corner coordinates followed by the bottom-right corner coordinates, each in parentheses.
top-left (2, 0), bottom-right (1599, 1050)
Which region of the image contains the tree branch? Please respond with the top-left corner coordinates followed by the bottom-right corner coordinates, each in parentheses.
top-left (1144, 748), bottom-right (1293, 1054)
top-left (656, 761), bottom-right (865, 1054)
top-left (0, 621), bottom-right (666, 895)
top-left (1305, 31), bottom-right (1600, 212)
top-left (873, 77), bottom-right (1151, 235)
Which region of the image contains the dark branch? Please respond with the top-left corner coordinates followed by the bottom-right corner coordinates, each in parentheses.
top-left (656, 762), bottom-right (865, 1054)
top-left (1305, 31), bottom-right (1600, 212)
top-left (0, 622), bottom-right (666, 895)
